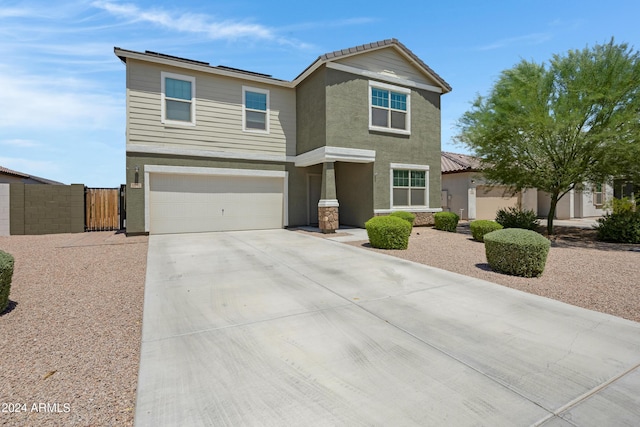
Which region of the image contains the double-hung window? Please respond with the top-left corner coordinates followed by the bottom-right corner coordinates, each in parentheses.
top-left (369, 81), bottom-right (411, 134)
top-left (243, 86), bottom-right (269, 133)
top-left (392, 166), bottom-right (428, 207)
top-left (161, 72), bottom-right (195, 126)
top-left (593, 183), bottom-right (605, 207)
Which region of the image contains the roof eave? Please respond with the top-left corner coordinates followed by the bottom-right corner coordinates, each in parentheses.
top-left (113, 47), bottom-right (293, 88)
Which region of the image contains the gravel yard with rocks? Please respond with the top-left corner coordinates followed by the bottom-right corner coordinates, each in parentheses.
top-left (349, 224), bottom-right (640, 323)
top-left (0, 232), bottom-right (148, 427)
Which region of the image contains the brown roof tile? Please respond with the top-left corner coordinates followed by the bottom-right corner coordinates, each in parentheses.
top-left (441, 152), bottom-right (483, 173)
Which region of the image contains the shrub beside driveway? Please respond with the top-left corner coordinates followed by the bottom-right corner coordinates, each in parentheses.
top-left (350, 224), bottom-right (640, 323)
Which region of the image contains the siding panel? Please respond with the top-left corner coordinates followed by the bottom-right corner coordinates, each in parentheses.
top-left (335, 48), bottom-right (441, 88)
top-left (126, 60), bottom-right (296, 157)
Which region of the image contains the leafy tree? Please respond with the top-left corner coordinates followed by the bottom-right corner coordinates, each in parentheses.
top-left (456, 39), bottom-right (640, 234)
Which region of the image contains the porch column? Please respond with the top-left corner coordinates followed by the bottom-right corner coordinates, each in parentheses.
top-left (318, 162), bottom-right (339, 233)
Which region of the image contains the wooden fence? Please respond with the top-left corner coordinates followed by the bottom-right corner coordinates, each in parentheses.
top-left (85, 188), bottom-right (119, 231)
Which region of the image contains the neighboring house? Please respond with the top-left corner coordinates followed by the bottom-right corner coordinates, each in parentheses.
top-left (0, 166), bottom-right (64, 185)
top-left (440, 152), bottom-right (611, 221)
top-left (115, 39), bottom-right (452, 235)
top-left (441, 152), bottom-right (536, 220)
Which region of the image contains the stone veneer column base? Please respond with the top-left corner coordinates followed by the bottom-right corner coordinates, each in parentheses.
top-left (318, 206), bottom-right (339, 233)
top-left (374, 211), bottom-right (436, 226)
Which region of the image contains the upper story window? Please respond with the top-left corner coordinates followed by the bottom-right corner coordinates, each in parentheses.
top-left (369, 81), bottom-right (411, 135)
top-left (161, 72), bottom-right (195, 126)
top-left (243, 86), bottom-right (269, 133)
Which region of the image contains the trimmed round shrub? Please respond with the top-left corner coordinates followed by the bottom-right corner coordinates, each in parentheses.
top-left (470, 220), bottom-right (503, 242)
top-left (484, 229), bottom-right (550, 277)
top-left (389, 211), bottom-right (416, 227)
top-left (0, 250), bottom-right (15, 313)
top-left (365, 215), bottom-right (412, 249)
top-left (434, 212), bottom-right (459, 232)
top-left (595, 211), bottom-right (640, 243)
top-left (495, 207), bottom-right (540, 230)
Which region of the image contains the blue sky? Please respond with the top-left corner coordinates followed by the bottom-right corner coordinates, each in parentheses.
top-left (1, 0), bottom-right (639, 186)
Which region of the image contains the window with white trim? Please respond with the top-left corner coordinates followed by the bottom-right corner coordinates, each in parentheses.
top-left (593, 183), bottom-right (605, 206)
top-left (243, 86), bottom-right (269, 133)
top-left (161, 72), bottom-right (195, 126)
top-left (393, 169), bottom-right (426, 206)
top-left (369, 81), bottom-right (410, 134)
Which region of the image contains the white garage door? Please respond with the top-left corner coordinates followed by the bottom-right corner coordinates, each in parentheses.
top-left (149, 173), bottom-right (284, 234)
top-left (476, 185), bottom-right (519, 220)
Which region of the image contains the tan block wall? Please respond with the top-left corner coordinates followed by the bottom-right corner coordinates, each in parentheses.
top-left (10, 183), bottom-right (85, 235)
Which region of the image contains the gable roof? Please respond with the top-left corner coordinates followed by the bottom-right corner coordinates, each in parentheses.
top-left (441, 152), bottom-right (483, 174)
top-left (293, 38), bottom-right (452, 93)
top-left (0, 165), bottom-right (64, 185)
top-left (114, 47), bottom-right (290, 87)
top-left (115, 38), bottom-right (451, 93)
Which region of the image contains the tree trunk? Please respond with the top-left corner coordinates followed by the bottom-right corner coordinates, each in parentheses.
top-left (547, 193), bottom-right (559, 235)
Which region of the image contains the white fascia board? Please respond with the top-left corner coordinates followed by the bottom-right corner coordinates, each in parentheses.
top-left (295, 146), bottom-right (376, 167)
top-left (127, 144), bottom-right (295, 163)
top-left (144, 164), bottom-right (287, 178)
top-left (116, 49), bottom-right (292, 89)
top-left (327, 62), bottom-right (443, 94)
top-left (390, 163), bottom-right (430, 171)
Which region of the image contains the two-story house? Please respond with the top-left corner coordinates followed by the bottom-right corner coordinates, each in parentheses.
top-left (115, 39), bottom-right (451, 235)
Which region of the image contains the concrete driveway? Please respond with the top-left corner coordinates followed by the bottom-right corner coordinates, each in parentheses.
top-left (135, 229), bottom-right (640, 426)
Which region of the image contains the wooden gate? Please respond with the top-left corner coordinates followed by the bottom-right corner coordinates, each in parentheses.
top-left (85, 188), bottom-right (119, 231)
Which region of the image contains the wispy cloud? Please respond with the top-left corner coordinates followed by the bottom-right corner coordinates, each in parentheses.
top-left (478, 32), bottom-right (552, 51)
top-left (0, 7), bottom-right (35, 19)
top-left (0, 70), bottom-right (122, 130)
top-left (91, 1), bottom-right (309, 48)
top-left (0, 139), bottom-right (42, 148)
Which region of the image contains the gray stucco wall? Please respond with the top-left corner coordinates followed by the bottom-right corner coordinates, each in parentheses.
top-left (125, 154), bottom-right (287, 234)
top-left (324, 69), bottom-right (442, 211)
top-left (296, 67), bottom-right (327, 155)
top-left (286, 163), bottom-right (323, 227)
top-left (9, 183), bottom-right (84, 235)
top-left (335, 162), bottom-right (374, 227)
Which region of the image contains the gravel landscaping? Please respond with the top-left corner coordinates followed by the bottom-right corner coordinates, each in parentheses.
top-left (1, 224), bottom-right (637, 425)
top-left (349, 223), bottom-right (640, 323)
top-left (0, 232), bottom-right (148, 427)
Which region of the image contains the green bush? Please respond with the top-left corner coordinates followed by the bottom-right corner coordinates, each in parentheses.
top-left (470, 220), bottom-right (503, 242)
top-left (434, 212), bottom-right (459, 232)
top-left (365, 215), bottom-right (412, 250)
top-left (0, 250), bottom-right (15, 313)
top-left (495, 207), bottom-right (540, 230)
top-left (389, 211), bottom-right (416, 227)
top-left (596, 211), bottom-right (640, 243)
top-left (484, 229), bottom-right (550, 277)
top-left (607, 197), bottom-right (636, 214)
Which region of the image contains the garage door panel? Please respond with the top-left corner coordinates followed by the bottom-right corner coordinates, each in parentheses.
top-left (149, 173), bottom-right (284, 234)
top-left (476, 185), bottom-right (519, 220)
